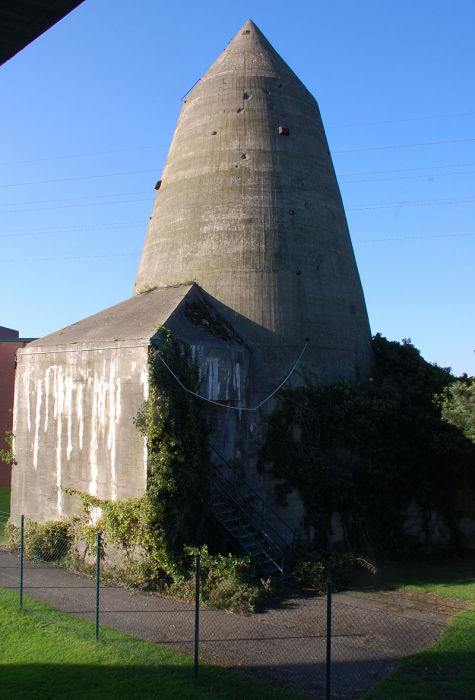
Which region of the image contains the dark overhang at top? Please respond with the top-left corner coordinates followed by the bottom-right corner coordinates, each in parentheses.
top-left (0, 0), bottom-right (85, 66)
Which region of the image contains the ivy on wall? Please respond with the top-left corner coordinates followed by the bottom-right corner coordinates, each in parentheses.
top-left (0, 430), bottom-right (15, 465)
top-left (134, 327), bottom-right (212, 552)
top-left (258, 335), bottom-right (475, 553)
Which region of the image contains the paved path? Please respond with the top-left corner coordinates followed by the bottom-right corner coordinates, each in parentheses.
top-left (0, 550), bottom-right (468, 698)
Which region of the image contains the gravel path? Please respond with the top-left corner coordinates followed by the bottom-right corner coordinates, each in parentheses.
top-left (0, 550), bottom-right (468, 697)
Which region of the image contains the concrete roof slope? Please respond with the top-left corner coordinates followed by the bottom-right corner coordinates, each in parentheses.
top-left (23, 285), bottom-right (193, 350)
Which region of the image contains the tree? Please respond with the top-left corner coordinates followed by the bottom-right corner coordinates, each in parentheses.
top-left (438, 378), bottom-right (475, 444)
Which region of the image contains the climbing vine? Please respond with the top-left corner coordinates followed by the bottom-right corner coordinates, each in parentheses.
top-left (134, 326), bottom-right (212, 552)
top-left (258, 335), bottom-right (475, 553)
top-left (0, 430), bottom-right (15, 465)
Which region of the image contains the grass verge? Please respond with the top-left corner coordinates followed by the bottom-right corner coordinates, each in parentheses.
top-left (0, 588), bottom-right (301, 699)
top-left (361, 557), bottom-right (475, 699)
top-left (355, 555), bottom-right (475, 602)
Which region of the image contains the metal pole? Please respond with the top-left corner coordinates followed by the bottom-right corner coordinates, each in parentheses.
top-left (326, 580), bottom-right (332, 700)
top-left (194, 553), bottom-right (201, 677)
top-left (19, 515), bottom-right (24, 608)
top-left (95, 532), bottom-right (101, 640)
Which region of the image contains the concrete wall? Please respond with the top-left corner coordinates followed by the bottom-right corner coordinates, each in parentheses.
top-left (11, 341), bottom-right (149, 524)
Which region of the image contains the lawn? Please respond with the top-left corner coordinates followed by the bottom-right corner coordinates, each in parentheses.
top-left (0, 588), bottom-right (302, 699)
top-left (360, 557), bottom-right (475, 699)
top-left (356, 554), bottom-right (475, 602)
top-left (0, 486), bottom-right (10, 545)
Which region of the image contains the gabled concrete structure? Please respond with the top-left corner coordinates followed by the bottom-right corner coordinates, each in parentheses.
top-left (11, 285), bottom-right (249, 523)
top-left (11, 20), bottom-right (372, 534)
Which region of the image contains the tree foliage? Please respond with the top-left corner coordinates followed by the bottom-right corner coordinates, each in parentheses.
top-left (438, 377), bottom-right (475, 445)
top-left (258, 335), bottom-right (475, 552)
top-left (0, 430), bottom-right (15, 465)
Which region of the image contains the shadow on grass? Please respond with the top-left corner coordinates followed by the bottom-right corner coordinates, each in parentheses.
top-left (350, 553), bottom-right (475, 593)
top-left (0, 662), bottom-right (305, 699)
top-left (363, 648), bottom-right (475, 699)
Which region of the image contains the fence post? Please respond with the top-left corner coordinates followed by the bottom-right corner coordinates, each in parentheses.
top-left (95, 532), bottom-right (101, 640)
top-left (194, 552), bottom-right (201, 677)
top-left (326, 580), bottom-right (332, 700)
top-left (19, 515), bottom-right (24, 608)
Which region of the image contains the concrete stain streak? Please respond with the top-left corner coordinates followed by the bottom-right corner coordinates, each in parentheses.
top-left (23, 371), bottom-right (31, 432)
top-left (32, 379), bottom-right (42, 470)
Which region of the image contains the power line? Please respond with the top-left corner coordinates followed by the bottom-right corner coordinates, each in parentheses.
top-left (347, 195), bottom-right (475, 211)
top-left (0, 190), bottom-right (150, 209)
top-left (1, 195), bottom-right (473, 239)
top-left (0, 252), bottom-right (141, 263)
top-left (0, 222), bottom-right (144, 237)
top-left (1, 163), bottom-right (474, 211)
top-left (356, 232), bottom-right (475, 243)
top-left (3, 225), bottom-right (475, 260)
top-left (334, 137), bottom-right (475, 155)
top-left (0, 169), bottom-right (157, 188)
top-left (1, 112), bottom-right (473, 166)
top-left (1, 138), bottom-right (474, 189)
top-left (1, 197), bottom-right (152, 215)
top-left (340, 169), bottom-right (475, 185)
top-left (328, 111), bottom-right (475, 129)
top-left (339, 162), bottom-right (475, 177)
top-left (0, 145), bottom-right (168, 167)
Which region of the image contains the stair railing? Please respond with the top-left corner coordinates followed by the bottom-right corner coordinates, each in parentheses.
top-left (210, 445), bottom-right (306, 556)
top-left (211, 474), bottom-right (284, 575)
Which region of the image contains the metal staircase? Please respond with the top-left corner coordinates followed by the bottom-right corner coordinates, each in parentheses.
top-left (210, 448), bottom-right (304, 578)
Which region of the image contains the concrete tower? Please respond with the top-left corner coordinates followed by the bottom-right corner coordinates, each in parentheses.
top-left (136, 19), bottom-right (372, 396)
top-left (11, 20), bottom-right (372, 536)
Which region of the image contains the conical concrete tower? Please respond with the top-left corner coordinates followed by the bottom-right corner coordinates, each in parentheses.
top-left (136, 19), bottom-right (372, 396)
top-left (10, 20), bottom-right (373, 539)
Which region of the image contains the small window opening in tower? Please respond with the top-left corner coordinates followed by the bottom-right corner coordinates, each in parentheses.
top-left (242, 29), bottom-right (251, 35)
top-left (278, 126), bottom-right (290, 136)
top-left (243, 92), bottom-right (249, 100)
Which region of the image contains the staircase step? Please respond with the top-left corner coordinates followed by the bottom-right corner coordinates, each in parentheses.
top-left (210, 474), bottom-right (289, 578)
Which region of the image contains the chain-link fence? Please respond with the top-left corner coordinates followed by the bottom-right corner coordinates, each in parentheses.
top-left (0, 517), bottom-right (472, 699)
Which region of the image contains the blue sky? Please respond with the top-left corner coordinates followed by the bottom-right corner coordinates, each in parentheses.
top-left (1, 0), bottom-right (474, 375)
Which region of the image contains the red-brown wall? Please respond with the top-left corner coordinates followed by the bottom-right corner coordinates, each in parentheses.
top-left (0, 327), bottom-right (36, 487)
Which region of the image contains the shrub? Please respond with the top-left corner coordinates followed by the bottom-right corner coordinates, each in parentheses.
top-left (24, 520), bottom-right (72, 562)
top-left (259, 335), bottom-right (475, 552)
top-left (181, 546), bottom-right (262, 614)
top-left (294, 553), bottom-right (377, 592)
top-left (4, 520), bottom-right (20, 550)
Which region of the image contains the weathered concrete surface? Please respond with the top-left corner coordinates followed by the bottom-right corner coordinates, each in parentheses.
top-left (11, 285), bottom-right (249, 524)
top-left (12, 20), bottom-right (374, 539)
top-left (135, 19), bottom-right (372, 395)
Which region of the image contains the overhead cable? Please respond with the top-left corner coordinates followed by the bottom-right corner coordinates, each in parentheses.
top-left (154, 340), bottom-right (309, 412)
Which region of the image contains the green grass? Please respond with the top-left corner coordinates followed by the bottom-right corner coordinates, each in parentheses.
top-left (0, 588), bottom-right (301, 699)
top-left (362, 607), bottom-right (475, 699)
top-left (355, 554), bottom-right (475, 602)
top-left (0, 486), bottom-right (10, 545)
top-left (360, 557), bottom-right (475, 699)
